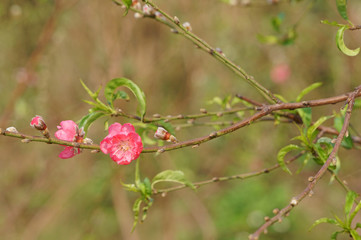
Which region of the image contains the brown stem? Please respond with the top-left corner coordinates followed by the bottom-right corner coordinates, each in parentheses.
top-left (1, 87), bottom-right (361, 154)
top-left (249, 86), bottom-right (361, 240)
top-left (153, 153), bottom-right (303, 194)
top-left (142, 87), bottom-right (361, 153)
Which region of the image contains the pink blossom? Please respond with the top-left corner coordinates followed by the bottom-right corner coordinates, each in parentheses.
top-left (100, 123), bottom-right (143, 165)
top-left (30, 115), bottom-right (47, 130)
top-left (55, 120), bottom-right (84, 159)
top-left (270, 64), bottom-right (291, 84)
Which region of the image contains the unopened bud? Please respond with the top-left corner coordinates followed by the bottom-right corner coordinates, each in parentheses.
top-left (182, 22), bottom-right (192, 31)
top-left (155, 11), bottom-right (165, 20)
top-left (30, 115), bottom-right (47, 131)
top-left (200, 108), bottom-right (207, 114)
top-left (83, 138), bottom-right (93, 145)
top-left (134, 12), bottom-right (143, 19)
top-left (272, 208), bottom-right (279, 215)
top-left (170, 28), bottom-right (178, 34)
top-left (174, 16), bottom-right (180, 24)
top-left (154, 127), bottom-right (178, 143)
top-left (215, 47), bottom-right (226, 57)
top-left (131, 0), bottom-right (141, 10)
top-left (152, 113), bottom-right (161, 118)
top-left (91, 149), bottom-right (100, 154)
top-left (142, 4), bottom-right (154, 15)
top-left (21, 139), bottom-right (31, 143)
top-left (157, 148), bottom-right (165, 154)
top-left (290, 198), bottom-right (298, 206)
top-left (6, 126), bottom-right (18, 133)
top-left (308, 190), bottom-right (314, 197)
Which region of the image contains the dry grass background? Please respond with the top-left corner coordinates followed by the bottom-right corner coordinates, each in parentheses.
top-left (1, 0), bottom-right (361, 239)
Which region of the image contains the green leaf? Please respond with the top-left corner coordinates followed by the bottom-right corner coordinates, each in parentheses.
top-left (336, 25), bottom-right (360, 57)
top-left (317, 137), bottom-right (334, 146)
top-left (307, 115), bottom-right (332, 140)
top-left (296, 82), bottom-right (322, 102)
top-left (277, 144), bottom-right (302, 175)
top-left (151, 170), bottom-right (195, 190)
top-left (356, 222), bottom-right (361, 229)
top-left (105, 78), bottom-right (147, 120)
top-left (80, 79), bottom-right (97, 100)
top-left (135, 158), bottom-right (142, 188)
top-left (334, 114), bottom-right (354, 149)
top-left (350, 229), bottom-right (361, 240)
top-left (143, 177), bottom-right (152, 196)
top-left (350, 200), bottom-right (361, 225)
top-left (345, 191), bottom-right (358, 219)
top-left (113, 90), bottom-right (130, 101)
top-left (281, 27), bottom-right (297, 46)
top-left (331, 231), bottom-right (344, 240)
top-left (333, 213), bottom-right (346, 227)
top-left (271, 12), bottom-right (285, 33)
top-left (321, 20), bottom-right (343, 27)
top-left (141, 198), bottom-right (153, 222)
top-left (354, 99), bottom-right (361, 109)
top-left (131, 198), bottom-right (143, 232)
top-left (120, 182), bottom-right (139, 193)
top-left (257, 34), bottom-right (278, 45)
top-left (274, 94), bottom-right (288, 103)
top-left (113, 0), bottom-right (132, 16)
top-left (336, 0), bottom-right (349, 21)
top-left (297, 108), bottom-right (312, 127)
top-left (78, 112), bottom-right (105, 135)
top-left (309, 217), bottom-right (339, 231)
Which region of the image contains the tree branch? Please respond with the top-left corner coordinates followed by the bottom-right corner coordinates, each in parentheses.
top-left (249, 86), bottom-right (361, 240)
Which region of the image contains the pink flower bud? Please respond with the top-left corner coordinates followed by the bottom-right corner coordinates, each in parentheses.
top-left (30, 115), bottom-right (47, 131)
top-left (131, 0), bottom-right (141, 10)
top-left (182, 22), bottom-right (192, 31)
top-left (154, 127), bottom-right (178, 143)
top-left (270, 64), bottom-right (291, 84)
top-left (142, 4), bottom-right (154, 15)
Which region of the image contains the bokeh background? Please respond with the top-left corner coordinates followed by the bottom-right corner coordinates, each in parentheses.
top-left (1, 0), bottom-right (361, 239)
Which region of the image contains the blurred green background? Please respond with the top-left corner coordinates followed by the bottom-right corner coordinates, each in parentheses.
top-left (1, 0), bottom-right (361, 239)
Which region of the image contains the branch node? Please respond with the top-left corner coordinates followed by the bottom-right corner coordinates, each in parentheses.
top-left (212, 177), bottom-right (220, 182)
top-left (290, 198), bottom-right (298, 207)
top-left (307, 176), bottom-right (315, 182)
top-left (209, 131), bottom-right (218, 139)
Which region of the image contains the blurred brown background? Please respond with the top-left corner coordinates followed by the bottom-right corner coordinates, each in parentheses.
top-left (1, 0), bottom-right (361, 239)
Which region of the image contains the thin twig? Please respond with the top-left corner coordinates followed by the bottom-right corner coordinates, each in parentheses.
top-left (142, 88), bottom-right (361, 153)
top-left (115, 0), bottom-right (280, 103)
top-left (249, 86), bottom-right (361, 240)
top-left (153, 153), bottom-right (303, 195)
top-left (1, 88), bottom-right (361, 153)
top-left (0, 129), bottom-right (99, 151)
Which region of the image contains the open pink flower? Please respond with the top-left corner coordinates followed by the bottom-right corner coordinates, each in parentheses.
top-left (100, 123), bottom-right (143, 165)
top-left (55, 120), bottom-right (84, 159)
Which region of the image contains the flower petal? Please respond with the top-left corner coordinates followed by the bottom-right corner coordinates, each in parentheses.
top-left (121, 123), bottom-right (135, 134)
top-left (55, 120), bottom-right (78, 141)
top-left (108, 123), bottom-right (123, 136)
top-left (59, 146), bottom-right (76, 159)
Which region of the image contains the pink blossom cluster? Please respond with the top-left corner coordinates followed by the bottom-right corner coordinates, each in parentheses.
top-left (30, 117), bottom-right (143, 165)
